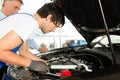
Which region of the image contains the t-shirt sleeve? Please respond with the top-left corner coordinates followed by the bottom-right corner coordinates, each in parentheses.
top-left (12, 14), bottom-right (39, 42)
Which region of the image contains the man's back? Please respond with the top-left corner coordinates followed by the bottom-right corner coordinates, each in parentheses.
top-left (0, 13), bottom-right (38, 41)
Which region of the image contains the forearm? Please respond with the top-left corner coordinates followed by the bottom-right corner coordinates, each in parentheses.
top-left (19, 50), bottom-right (40, 60)
top-left (19, 50), bottom-right (47, 63)
top-left (0, 50), bottom-right (31, 67)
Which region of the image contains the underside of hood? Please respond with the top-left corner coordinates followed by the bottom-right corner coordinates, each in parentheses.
top-left (54, 0), bottom-right (120, 43)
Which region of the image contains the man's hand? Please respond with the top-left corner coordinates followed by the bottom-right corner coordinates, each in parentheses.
top-left (29, 60), bottom-right (49, 74)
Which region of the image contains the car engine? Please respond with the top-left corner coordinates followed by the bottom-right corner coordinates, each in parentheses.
top-left (7, 47), bottom-right (113, 80)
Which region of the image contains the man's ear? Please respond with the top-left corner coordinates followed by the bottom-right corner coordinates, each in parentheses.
top-left (46, 14), bottom-right (53, 22)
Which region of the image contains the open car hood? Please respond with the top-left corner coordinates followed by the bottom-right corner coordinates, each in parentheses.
top-left (54, 0), bottom-right (120, 43)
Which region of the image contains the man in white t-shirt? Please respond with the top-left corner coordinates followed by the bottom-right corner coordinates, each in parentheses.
top-left (0, 2), bottom-right (65, 79)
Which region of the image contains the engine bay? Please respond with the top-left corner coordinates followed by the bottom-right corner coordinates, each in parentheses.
top-left (7, 46), bottom-right (113, 80)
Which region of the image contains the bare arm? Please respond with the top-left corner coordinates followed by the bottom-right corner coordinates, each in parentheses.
top-left (19, 41), bottom-right (47, 63)
top-left (0, 30), bottom-right (31, 67)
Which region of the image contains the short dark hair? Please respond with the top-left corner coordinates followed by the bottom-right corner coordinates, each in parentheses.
top-left (37, 2), bottom-right (65, 27)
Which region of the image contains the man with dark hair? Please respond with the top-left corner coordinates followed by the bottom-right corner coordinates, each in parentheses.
top-left (0, 0), bottom-right (48, 58)
top-left (0, 2), bottom-right (65, 79)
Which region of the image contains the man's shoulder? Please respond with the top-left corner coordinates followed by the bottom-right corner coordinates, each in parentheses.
top-left (0, 13), bottom-right (35, 21)
top-left (16, 13), bottom-right (34, 17)
top-left (11, 13), bottom-right (34, 19)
